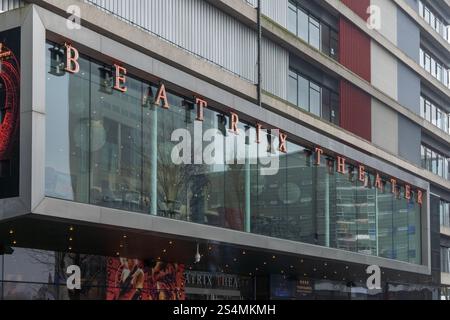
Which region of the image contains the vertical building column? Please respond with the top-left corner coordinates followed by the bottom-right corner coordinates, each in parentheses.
top-left (150, 104), bottom-right (158, 216)
top-left (245, 137), bottom-right (251, 233)
top-left (325, 169), bottom-right (330, 247)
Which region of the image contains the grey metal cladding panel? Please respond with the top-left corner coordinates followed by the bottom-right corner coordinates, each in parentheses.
top-left (398, 115), bottom-right (422, 166)
top-left (397, 8), bottom-right (420, 63)
top-left (262, 0), bottom-right (288, 28)
top-left (262, 38), bottom-right (288, 100)
top-left (398, 62), bottom-right (421, 114)
top-left (86, 0), bottom-right (258, 82)
top-left (0, 0), bottom-right (23, 11)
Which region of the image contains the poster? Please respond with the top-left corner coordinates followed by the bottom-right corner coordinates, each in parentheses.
top-left (0, 27), bottom-right (20, 198)
top-left (106, 257), bottom-right (185, 300)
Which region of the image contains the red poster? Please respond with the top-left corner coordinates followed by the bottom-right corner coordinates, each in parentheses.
top-left (106, 257), bottom-right (185, 300)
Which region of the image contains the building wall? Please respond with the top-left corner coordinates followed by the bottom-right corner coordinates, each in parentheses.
top-left (86, 0), bottom-right (258, 83)
top-left (397, 8), bottom-right (420, 63)
top-left (372, 0), bottom-right (398, 45)
top-left (371, 41), bottom-right (398, 100)
top-left (398, 115), bottom-right (421, 165)
top-left (262, 38), bottom-right (288, 100)
top-left (341, 0), bottom-right (370, 20)
top-left (371, 98), bottom-right (399, 154)
top-left (339, 18), bottom-right (371, 81)
top-left (340, 81), bottom-right (372, 141)
top-left (403, 0), bottom-right (419, 12)
top-left (398, 62), bottom-right (421, 114)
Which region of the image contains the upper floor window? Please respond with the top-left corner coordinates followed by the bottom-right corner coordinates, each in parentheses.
top-left (441, 200), bottom-right (450, 228)
top-left (442, 247), bottom-right (450, 274)
top-left (420, 95), bottom-right (450, 134)
top-left (288, 1), bottom-right (339, 60)
top-left (419, 1), bottom-right (450, 43)
top-left (421, 144), bottom-right (450, 180)
top-left (288, 69), bottom-right (340, 125)
top-left (420, 48), bottom-right (450, 88)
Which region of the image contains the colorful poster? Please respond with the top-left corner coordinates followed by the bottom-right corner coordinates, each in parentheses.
top-left (0, 27), bottom-right (20, 198)
top-left (106, 257), bottom-right (185, 300)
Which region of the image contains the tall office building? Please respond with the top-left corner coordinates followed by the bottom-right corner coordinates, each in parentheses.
top-left (0, 0), bottom-right (449, 300)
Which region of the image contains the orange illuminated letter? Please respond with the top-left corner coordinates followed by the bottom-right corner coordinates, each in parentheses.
top-left (113, 64), bottom-right (127, 93)
top-left (64, 43), bottom-right (80, 74)
top-left (315, 148), bottom-right (324, 166)
top-left (195, 97), bottom-right (208, 121)
top-left (405, 185), bottom-right (411, 200)
top-left (155, 84), bottom-right (169, 109)
top-left (390, 178), bottom-right (397, 195)
top-left (337, 156), bottom-right (346, 174)
top-left (358, 165), bottom-right (366, 182)
top-left (375, 173), bottom-right (383, 191)
top-left (279, 132), bottom-right (288, 153)
top-left (417, 190), bottom-right (423, 206)
top-left (256, 123), bottom-right (262, 144)
top-left (229, 112), bottom-right (239, 135)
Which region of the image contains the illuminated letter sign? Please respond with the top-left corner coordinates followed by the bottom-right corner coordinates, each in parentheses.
top-left (113, 64), bottom-right (127, 93)
top-left (195, 97), bottom-right (207, 121)
top-left (229, 112), bottom-right (239, 135)
top-left (64, 43), bottom-right (80, 74)
top-left (278, 132), bottom-right (288, 153)
top-left (54, 40), bottom-right (429, 208)
top-left (358, 165), bottom-right (366, 183)
top-left (155, 83), bottom-right (170, 109)
top-left (337, 156), bottom-right (346, 174)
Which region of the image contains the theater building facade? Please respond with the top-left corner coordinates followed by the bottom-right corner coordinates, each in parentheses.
top-left (0, 0), bottom-right (449, 300)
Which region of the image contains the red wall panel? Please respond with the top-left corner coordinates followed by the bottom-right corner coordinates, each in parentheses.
top-left (341, 0), bottom-right (370, 20)
top-left (339, 18), bottom-right (371, 82)
top-left (340, 81), bottom-right (372, 141)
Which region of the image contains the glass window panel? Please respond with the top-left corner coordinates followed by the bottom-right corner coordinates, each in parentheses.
top-left (309, 16), bottom-right (321, 50)
top-left (321, 24), bottom-right (330, 57)
top-left (330, 30), bottom-right (339, 60)
top-left (297, 8), bottom-right (309, 42)
top-left (45, 43), bottom-right (90, 202)
top-left (309, 82), bottom-right (321, 117)
top-left (288, 73), bottom-right (298, 106)
top-left (432, 104), bottom-right (437, 126)
top-left (420, 96), bottom-right (425, 119)
top-left (321, 87), bottom-right (331, 122)
top-left (3, 248), bottom-right (55, 283)
top-left (90, 62), bottom-right (144, 213)
top-left (298, 75), bottom-right (309, 111)
top-left (425, 100), bottom-right (431, 122)
top-left (330, 93), bottom-right (340, 126)
top-left (420, 49), bottom-right (424, 68)
top-left (288, 4), bottom-right (297, 35)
